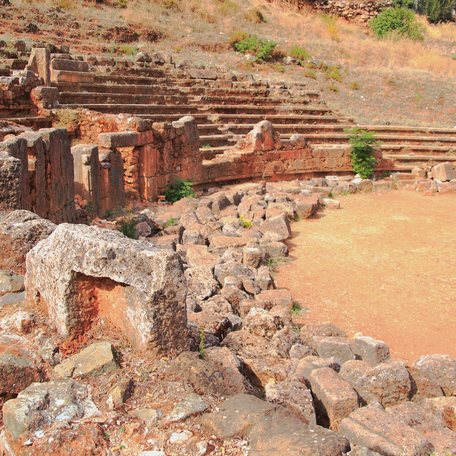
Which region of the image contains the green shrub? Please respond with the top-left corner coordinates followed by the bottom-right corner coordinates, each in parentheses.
top-left (288, 45), bottom-right (311, 63)
top-left (345, 128), bottom-right (379, 179)
top-left (370, 8), bottom-right (425, 40)
top-left (117, 218), bottom-right (137, 239)
top-left (291, 302), bottom-right (303, 314)
top-left (164, 217), bottom-right (178, 228)
top-left (417, 0), bottom-right (455, 23)
top-left (230, 33), bottom-right (277, 63)
top-left (324, 65), bottom-right (343, 82)
top-left (239, 216), bottom-right (253, 229)
top-left (164, 179), bottom-right (195, 203)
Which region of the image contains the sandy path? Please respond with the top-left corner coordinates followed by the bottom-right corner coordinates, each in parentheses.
top-left (275, 191), bottom-right (456, 362)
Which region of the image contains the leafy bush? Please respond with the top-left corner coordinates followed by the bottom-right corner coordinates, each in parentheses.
top-left (230, 33), bottom-right (277, 63)
top-left (370, 8), bottom-right (425, 40)
top-left (417, 0), bottom-right (455, 23)
top-left (164, 179), bottom-right (195, 203)
top-left (346, 128), bottom-right (379, 179)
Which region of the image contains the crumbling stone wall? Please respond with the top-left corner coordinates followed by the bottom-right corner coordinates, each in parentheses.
top-left (280, 0), bottom-right (392, 22)
top-left (0, 70), bottom-right (41, 117)
top-left (0, 128), bottom-right (75, 223)
top-left (311, 0), bottom-right (393, 22)
top-left (78, 111), bottom-right (202, 203)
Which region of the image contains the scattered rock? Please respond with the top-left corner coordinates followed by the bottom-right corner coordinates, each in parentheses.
top-left (0, 270), bottom-right (24, 294)
top-left (53, 341), bottom-right (119, 379)
top-left (167, 393), bottom-right (208, 422)
top-left (3, 379), bottom-right (100, 447)
top-left (169, 430), bottom-right (193, 444)
top-left (134, 408), bottom-right (163, 427)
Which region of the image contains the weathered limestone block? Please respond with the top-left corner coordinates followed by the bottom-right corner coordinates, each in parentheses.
top-left (0, 351), bottom-right (41, 409)
top-left (254, 288), bottom-right (292, 310)
top-left (309, 367), bottom-right (359, 430)
top-left (259, 213), bottom-right (291, 241)
top-left (200, 394), bottom-right (350, 455)
top-left (241, 120), bottom-right (279, 152)
top-left (51, 59), bottom-right (89, 72)
top-left (423, 397), bottom-right (456, 431)
top-left (0, 210), bottom-right (56, 274)
top-left (410, 354), bottom-right (456, 398)
top-left (3, 379), bottom-right (100, 450)
top-left (340, 360), bottom-right (411, 407)
top-left (0, 152), bottom-right (22, 212)
top-left (99, 148), bottom-right (125, 214)
top-left (71, 144), bottom-right (101, 214)
top-left (431, 162), bottom-right (456, 182)
top-left (265, 379), bottom-right (317, 424)
top-left (18, 132), bottom-right (48, 218)
top-left (0, 137), bottom-right (30, 212)
top-left (353, 335), bottom-right (390, 366)
top-left (39, 128), bottom-right (75, 222)
top-left (339, 406), bottom-right (434, 456)
top-left (26, 224), bottom-right (188, 355)
top-left (314, 336), bottom-right (355, 365)
top-left (27, 47), bottom-right (51, 85)
top-left (386, 402), bottom-right (456, 455)
top-left (30, 85), bottom-right (59, 110)
top-left (292, 355), bottom-right (340, 383)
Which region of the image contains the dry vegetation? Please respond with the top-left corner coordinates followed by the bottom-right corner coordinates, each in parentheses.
top-left (1, 0), bottom-right (455, 126)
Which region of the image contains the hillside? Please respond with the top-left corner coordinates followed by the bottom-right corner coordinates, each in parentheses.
top-left (1, 0), bottom-right (455, 127)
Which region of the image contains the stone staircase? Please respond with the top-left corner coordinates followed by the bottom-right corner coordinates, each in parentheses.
top-left (2, 48), bottom-right (456, 173)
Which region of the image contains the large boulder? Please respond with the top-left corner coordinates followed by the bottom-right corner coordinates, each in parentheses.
top-left (308, 367), bottom-right (359, 430)
top-left (409, 354), bottom-right (456, 398)
top-left (431, 162), bottom-right (456, 182)
top-left (25, 224), bottom-right (188, 355)
top-left (340, 360), bottom-right (411, 407)
top-left (339, 405), bottom-right (434, 455)
top-left (200, 394), bottom-right (350, 455)
top-left (0, 210), bottom-right (55, 274)
top-left (386, 402), bottom-right (456, 455)
top-left (3, 379), bottom-right (100, 451)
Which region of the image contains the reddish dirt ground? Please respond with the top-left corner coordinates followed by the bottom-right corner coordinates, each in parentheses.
top-left (275, 191), bottom-right (456, 362)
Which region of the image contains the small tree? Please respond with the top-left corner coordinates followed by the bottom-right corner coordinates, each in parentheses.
top-left (417, 0), bottom-right (455, 23)
top-left (346, 128), bottom-right (379, 179)
top-left (370, 7), bottom-right (425, 40)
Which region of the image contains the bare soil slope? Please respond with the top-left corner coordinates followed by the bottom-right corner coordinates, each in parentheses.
top-left (276, 191), bottom-right (456, 361)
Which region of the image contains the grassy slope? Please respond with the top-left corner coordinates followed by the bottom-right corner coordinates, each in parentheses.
top-left (1, 0), bottom-right (455, 127)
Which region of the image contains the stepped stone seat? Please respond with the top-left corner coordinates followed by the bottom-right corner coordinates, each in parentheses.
top-left (3, 47), bottom-right (454, 174)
